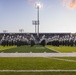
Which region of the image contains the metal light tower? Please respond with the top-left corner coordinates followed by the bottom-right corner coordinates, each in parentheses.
top-left (35, 2), bottom-right (42, 37)
top-left (32, 20), bottom-right (37, 33)
top-left (3, 30), bottom-right (8, 33)
top-left (19, 29), bottom-right (24, 33)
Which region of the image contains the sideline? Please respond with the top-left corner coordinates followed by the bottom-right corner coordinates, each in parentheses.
top-left (0, 70), bottom-right (76, 72)
top-left (0, 53), bottom-right (76, 57)
top-left (50, 57), bottom-right (76, 62)
top-left (45, 46), bottom-right (60, 53)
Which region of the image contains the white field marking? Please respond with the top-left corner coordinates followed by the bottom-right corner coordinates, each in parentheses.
top-left (1, 53), bottom-right (76, 57)
top-left (56, 47), bottom-right (60, 49)
top-left (0, 70), bottom-right (76, 72)
top-left (50, 57), bottom-right (76, 62)
top-left (46, 46), bottom-right (60, 53)
top-left (36, 47), bottom-right (45, 49)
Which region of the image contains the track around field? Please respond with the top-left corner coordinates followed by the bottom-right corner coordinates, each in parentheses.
top-left (0, 53), bottom-right (76, 57)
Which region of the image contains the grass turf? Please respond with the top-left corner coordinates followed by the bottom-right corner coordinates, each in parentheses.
top-left (0, 45), bottom-right (57, 53)
top-left (46, 45), bottom-right (76, 53)
top-left (0, 72), bottom-right (76, 75)
top-left (0, 46), bottom-right (16, 51)
top-left (0, 57), bottom-right (76, 75)
top-left (55, 57), bottom-right (76, 61)
top-left (1, 45), bottom-right (76, 53)
top-left (0, 57), bottom-right (76, 70)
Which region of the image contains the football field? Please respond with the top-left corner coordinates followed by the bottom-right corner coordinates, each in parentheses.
top-left (0, 45), bottom-right (57, 53)
top-left (0, 45), bottom-right (76, 75)
top-left (0, 45), bottom-right (76, 53)
top-left (46, 45), bottom-right (76, 53)
top-left (0, 57), bottom-right (76, 75)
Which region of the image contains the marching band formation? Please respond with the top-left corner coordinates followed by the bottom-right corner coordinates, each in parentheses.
top-left (0, 33), bottom-right (76, 47)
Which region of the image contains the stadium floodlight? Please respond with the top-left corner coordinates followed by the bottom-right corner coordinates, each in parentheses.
top-left (3, 30), bottom-right (7, 33)
top-left (35, 2), bottom-right (42, 37)
top-left (35, 2), bottom-right (42, 9)
top-left (32, 20), bottom-right (37, 33)
top-left (19, 29), bottom-right (24, 33)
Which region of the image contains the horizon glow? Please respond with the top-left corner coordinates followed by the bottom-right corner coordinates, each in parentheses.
top-left (0, 0), bottom-right (76, 33)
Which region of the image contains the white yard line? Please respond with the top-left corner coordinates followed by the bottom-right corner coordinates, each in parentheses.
top-left (46, 46), bottom-right (60, 53)
top-left (0, 53), bottom-right (76, 57)
top-left (0, 70), bottom-right (76, 72)
top-left (51, 58), bottom-right (76, 62)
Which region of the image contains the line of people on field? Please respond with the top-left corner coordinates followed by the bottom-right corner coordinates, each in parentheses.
top-left (47, 35), bottom-right (76, 46)
top-left (0, 34), bottom-right (76, 47)
top-left (0, 35), bottom-right (29, 46)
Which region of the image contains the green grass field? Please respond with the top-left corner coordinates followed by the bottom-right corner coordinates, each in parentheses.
top-left (0, 45), bottom-right (76, 53)
top-left (46, 45), bottom-right (76, 53)
top-left (0, 72), bottom-right (76, 75)
top-left (0, 57), bottom-right (76, 75)
top-left (0, 45), bottom-right (76, 75)
top-left (0, 46), bottom-right (16, 51)
top-left (0, 45), bottom-right (57, 53)
top-left (0, 57), bottom-right (76, 70)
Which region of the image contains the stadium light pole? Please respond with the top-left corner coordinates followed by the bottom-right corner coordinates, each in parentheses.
top-left (3, 30), bottom-right (8, 33)
top-left (32, 20), bottom-right (37, 33)
top-left (19, 29), bottom-right (24, 33)
top-left (35, 2), bottom-right (42, 37)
